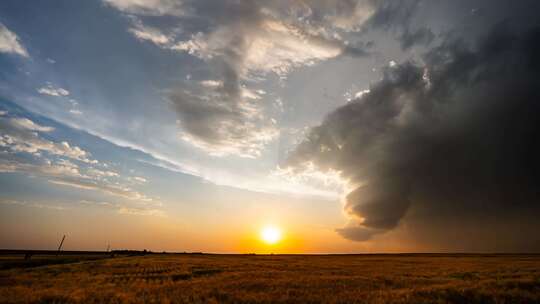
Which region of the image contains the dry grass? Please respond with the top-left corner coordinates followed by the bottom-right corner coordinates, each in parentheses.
top-left (1, 254), bottom-right (539, 303)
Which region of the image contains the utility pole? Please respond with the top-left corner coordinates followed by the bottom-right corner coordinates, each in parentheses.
top-left (56, 235), bottom-right (66, 256)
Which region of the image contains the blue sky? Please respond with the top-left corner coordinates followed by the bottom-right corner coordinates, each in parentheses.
top-left (0, 0), bottom-right (367, 196)
top-left (1, 0), bottom-right (539, 252)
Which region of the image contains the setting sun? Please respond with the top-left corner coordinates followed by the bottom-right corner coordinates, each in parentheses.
top-left (260, 226), bottom-right (282, 245)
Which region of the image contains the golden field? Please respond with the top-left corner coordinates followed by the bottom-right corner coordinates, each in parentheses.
top-left (1, 253), bottom-right (540, 303)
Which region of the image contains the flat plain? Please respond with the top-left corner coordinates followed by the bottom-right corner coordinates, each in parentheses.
top-left (1, 253), bottom-right (540, 303)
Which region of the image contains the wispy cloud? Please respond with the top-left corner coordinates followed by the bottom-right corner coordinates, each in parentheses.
top-left (48, 179), bottom-right (156, 204)
top-left (118, 207), bottom-right (165, 217)
top-left (130, 176), bottom-right (147, 183)
top-left (69, 109), bottom-right (82, 115)
top-left (128, 18), bottom-right (171, 46)
top-left (106, 0), bottom-right (372, 158)
top-left (37, 84), bottom-right (70, 97)
top-left (8, 117), bottom-right (55, 132)
top-left (102, 0), bottom-right (184, 16)
top-left (0, 114), bottom-right (161, 212)
top-left (0, 23), bottom-right (29, 57)
top-left (79, 200), bottom-right (164, 217)
top-left (0, 115), bottom-right (96, 163)
top-left (0, 199), bottom-right (66, 211)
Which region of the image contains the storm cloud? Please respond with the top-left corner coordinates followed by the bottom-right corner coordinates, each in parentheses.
top-left (100, 0), bottom-right (540, 249)
top-left (286, 22), bottom-right (540, 245)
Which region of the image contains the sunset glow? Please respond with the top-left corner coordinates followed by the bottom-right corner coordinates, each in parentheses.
top-left (0, 0), bottom-right (539, 255)
top-left (2, 1), bottom-right (540, 302)
top-left (260, 226), bottom-right (282, 245)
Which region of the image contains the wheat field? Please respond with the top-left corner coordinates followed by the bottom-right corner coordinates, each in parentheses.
top-left (1, 254), bottom-right (539, 303)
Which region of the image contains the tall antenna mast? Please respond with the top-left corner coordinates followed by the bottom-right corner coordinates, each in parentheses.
top-left (56, 235), bottom-right (66, 256)
top-left (106, 243), bottom-right (110, 252)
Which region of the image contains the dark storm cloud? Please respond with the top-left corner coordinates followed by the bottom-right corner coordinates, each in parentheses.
top-left (366, 0), bottom-right (420, 30)
top-left (363, 0), bottom-right (433, 50)
top-left (399, 27), bottom-right (434, 50)
top-left (286, 22), bottom-right (540, 244)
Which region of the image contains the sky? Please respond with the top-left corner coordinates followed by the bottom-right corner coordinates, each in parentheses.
top-left (1, 0), bottom-right (539, 253)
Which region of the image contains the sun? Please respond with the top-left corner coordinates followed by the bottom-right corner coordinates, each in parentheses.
top-left (260, 226), bottom-right (282, 245)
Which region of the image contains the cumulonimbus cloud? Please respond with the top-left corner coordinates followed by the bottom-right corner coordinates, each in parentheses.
top-left (285, 23), bottom-right (540, 244)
